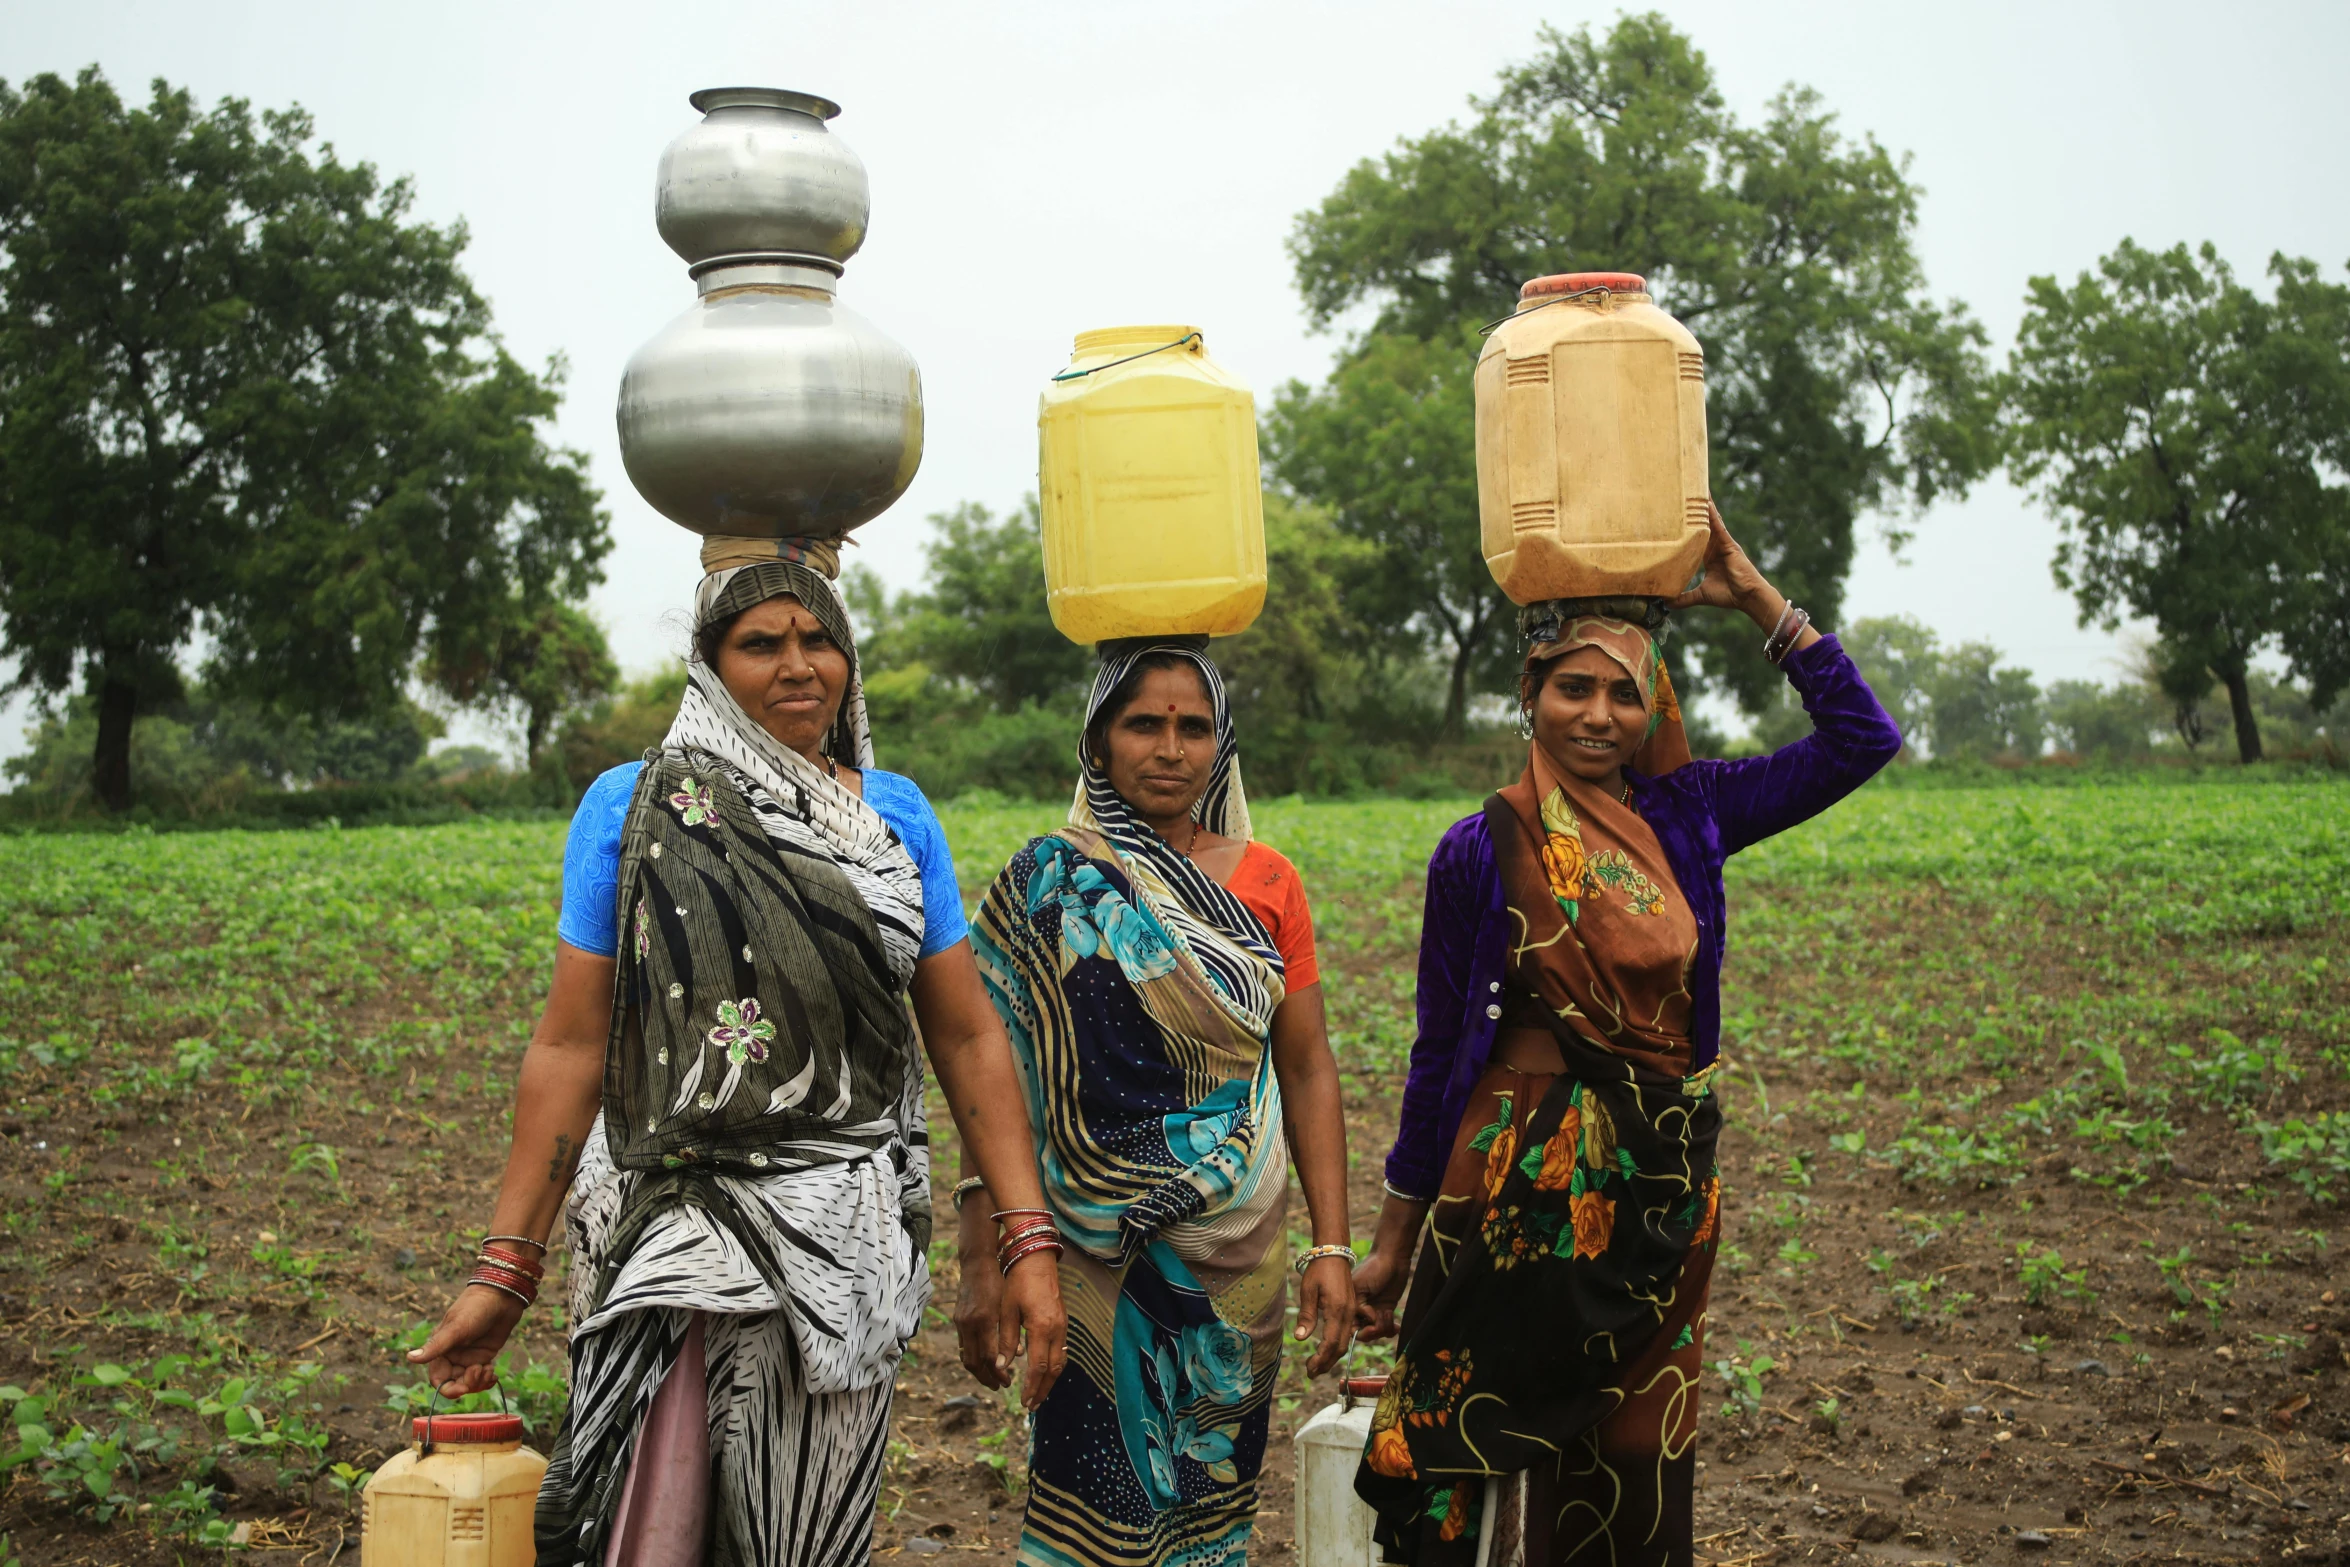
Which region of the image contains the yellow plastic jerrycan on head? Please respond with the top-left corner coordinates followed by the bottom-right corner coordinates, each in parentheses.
top-left (1475, 272), bottom-right (1711, 605)
top-left (1038, 326), bottom-right (1266, 645)
top-left (361, 1413), bottom-right (546, 1567)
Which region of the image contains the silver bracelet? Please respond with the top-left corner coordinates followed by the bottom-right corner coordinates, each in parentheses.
top-left (1764, 605), bottom-right (1811, 664)
top-left (1382, 1180), bottom-right (1434, 1204)
top-left (1293, 1244), bottom-right (1357, 1275)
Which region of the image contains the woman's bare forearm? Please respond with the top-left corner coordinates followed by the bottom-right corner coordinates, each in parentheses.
top-left (1366, 1191), bottom-right (1430, 1256)
top-left (927, 1033), bottom-right (1052, 1214)
top-left (1271, 986), bottom-right (1352, 1249)
top-left (480, 944), bottom-right (615, 1247)
top-left (910, 944), bottom-right (1053, 1217)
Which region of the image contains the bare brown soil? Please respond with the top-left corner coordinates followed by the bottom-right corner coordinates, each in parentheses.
top-left (4, 893), bottom-right (2345, 1566)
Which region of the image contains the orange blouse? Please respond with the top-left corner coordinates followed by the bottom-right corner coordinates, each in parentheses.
top-left (1227, 841), bottom-right (1320, 992)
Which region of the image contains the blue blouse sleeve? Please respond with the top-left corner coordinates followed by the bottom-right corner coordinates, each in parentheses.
top-left (863, 770), bottom-right (970, 959)
top-left (557, 762), bottom-right (642, 957)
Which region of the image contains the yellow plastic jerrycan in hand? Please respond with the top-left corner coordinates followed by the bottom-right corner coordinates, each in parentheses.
top-left (1038, 326), bottom-right (1266, 645)
top-left (361, 1412), bottom-right (546, 1567)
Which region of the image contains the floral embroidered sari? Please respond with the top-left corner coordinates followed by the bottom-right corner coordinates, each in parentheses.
top-left (1359, 610), bottom-right (1722, 1567)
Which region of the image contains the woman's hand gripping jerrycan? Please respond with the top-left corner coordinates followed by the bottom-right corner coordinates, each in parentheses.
top-left (1293, 1374), bottom-right (1390, 1567)
top-left (361, 1413), bottom-right (546, 1567)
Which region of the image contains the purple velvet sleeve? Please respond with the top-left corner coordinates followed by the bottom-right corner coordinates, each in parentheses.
top-left (1708, 634), bottom-right (1904, 856)
top-left (1382, 817), bottom-right (1486, 1200)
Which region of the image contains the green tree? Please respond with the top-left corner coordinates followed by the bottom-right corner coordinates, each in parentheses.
top-left (556, 666), bottom-right (686, 791)
top-left (1839, 615), bottom-right (1941, 754)
top-left (1217, 494), bottom-right (1382, 732)
top-left (2043, 678), bottom-right (2160, 761)
top-left (0, 69), bottom-right (608, 810)
top-left (430, 601), bottom-right (618, 765)
top-left (2007, 240), bottom-right (2350, 763)
top-left (1924, 642), bottom-right (2043, 761)
top-left (866, 498), bottom-right (1091, 711)
top-left (1270, 14), bottom-right (1996, 731)
top-left (3, 685), bottom-right (445, 813)
top-left (1263, 331), bottom-right (1504, 735)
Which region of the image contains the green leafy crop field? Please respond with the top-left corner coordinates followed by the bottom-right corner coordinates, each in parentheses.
top-left (0, 778), bottom-right (2344, 1563)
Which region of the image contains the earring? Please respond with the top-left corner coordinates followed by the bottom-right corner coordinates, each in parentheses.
top-left (1517, 702), bottom-right (1535, 740)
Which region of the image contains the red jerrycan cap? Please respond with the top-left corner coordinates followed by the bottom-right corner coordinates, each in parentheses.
top-left (1520, 272), bottom-right (1647, 299)
top-left (1342, 1375), bottom-right (1391, 1400)
top-left (415, 1412), bottom-right (524, 1444)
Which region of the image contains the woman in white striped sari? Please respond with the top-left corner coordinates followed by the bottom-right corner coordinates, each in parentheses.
top-left (412, 538), bottom-right (1065, 1567)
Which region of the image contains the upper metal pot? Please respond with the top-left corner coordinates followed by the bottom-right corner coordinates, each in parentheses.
top-left (619, 89), bottom-right (921, 539)
top-left (656, 88), bottom-right (868, 267)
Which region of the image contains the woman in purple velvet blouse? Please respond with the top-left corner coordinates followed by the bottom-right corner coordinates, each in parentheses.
top-left (1350, 507), bottom-right (1902, 1566)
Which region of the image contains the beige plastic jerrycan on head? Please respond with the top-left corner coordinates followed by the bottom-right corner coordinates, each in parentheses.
top-left (1038, 326), bottom-right (1267, 645)
top-left (1475, 272), bottom-right (1711, 605)
top-left (361, 1413), bottom-right (546, 1567)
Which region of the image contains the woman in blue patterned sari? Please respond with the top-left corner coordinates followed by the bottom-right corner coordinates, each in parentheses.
top-left (965, 637), bottom-right (1357, 1566)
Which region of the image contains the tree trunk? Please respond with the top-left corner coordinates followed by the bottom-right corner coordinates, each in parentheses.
top-left (1442, 639), bottom-right (1473, 741)
top-left (93, 674), bottom-right (140, 812)
top-left (2218, 663), bottom-right (2263, 764)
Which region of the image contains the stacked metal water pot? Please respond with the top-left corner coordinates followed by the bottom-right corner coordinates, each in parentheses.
top-left (617, 88), bottom-right (922, 536)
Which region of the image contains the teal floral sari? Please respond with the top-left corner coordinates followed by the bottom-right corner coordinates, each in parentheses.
top-left (971, 641), bottom-right (1291, 1567)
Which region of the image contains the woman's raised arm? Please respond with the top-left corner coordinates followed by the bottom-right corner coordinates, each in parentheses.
top-left (1666, 502), bottom-right (1902, 853)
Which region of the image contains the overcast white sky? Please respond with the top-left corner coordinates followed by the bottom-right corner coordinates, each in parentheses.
top-left (5, 0), bottom-right (2348, 760)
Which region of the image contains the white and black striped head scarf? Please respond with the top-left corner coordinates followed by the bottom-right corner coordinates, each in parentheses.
top-left (1069, 636), bottom-right (1282, 1024)
top-left (668, 556), bottom-right (917, 966)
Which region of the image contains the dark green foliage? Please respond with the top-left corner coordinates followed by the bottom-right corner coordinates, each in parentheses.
top-left (4, 687), bottom-right (450, 815)
top-left (555, 666), bottom-right (686, 792)
top-left (2006, 240), bottom-right (2350, 763)
top-left (2042, 680), bottom-right (2161, 762)
top-left (430, 601), bottom-right (618, 764)
top-left (1264, 330), bottom-right (1508, 738)
top-left (0, 69), bottom-right (608, 810)
top-left (851, 499), bottom-right (1092, 714)
top-left (1925, 643), bottom-right (2045, 761)
top-left (1271, 14), bottom-right (1997, 727)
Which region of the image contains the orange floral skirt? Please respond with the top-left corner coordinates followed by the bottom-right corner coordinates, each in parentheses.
top-left (1388, 1064), bottom-right (1716, 1567)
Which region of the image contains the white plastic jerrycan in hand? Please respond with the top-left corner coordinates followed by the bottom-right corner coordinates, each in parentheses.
top-left (1293, 1373), bottom-right (1390, 1567)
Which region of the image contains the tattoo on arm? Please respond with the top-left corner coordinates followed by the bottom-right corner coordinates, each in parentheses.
top-left (548, 1133), bottom-right (572, 1184)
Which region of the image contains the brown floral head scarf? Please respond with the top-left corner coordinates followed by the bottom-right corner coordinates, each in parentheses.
top-left (1520, 599), bottom-right (1692, 776)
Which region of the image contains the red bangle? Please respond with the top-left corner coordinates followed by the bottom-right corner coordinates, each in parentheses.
top-left (998, 1237), bottom-right (1063, 1276)
top-left (481, 1245), bottom-right (544, 1278)
top-left (997, 1213), bottom-right (1057, 1236)
top-left (473, 1261), bottom-right (537, 1294)
top-left (469, 1261), bottom-right (539, 1305)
